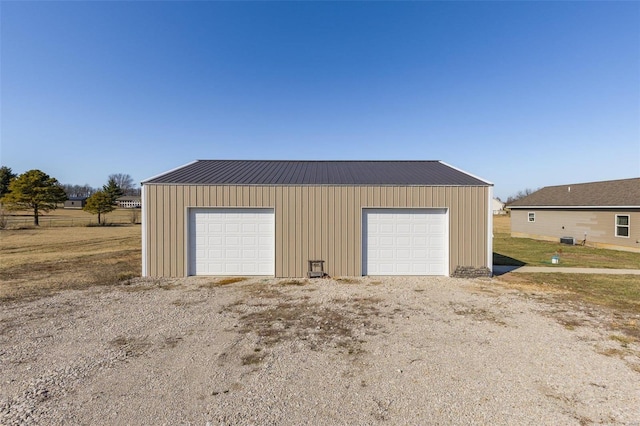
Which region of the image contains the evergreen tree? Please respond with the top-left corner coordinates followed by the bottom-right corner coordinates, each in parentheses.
top-left (103, 177), bottom-right (124, 205)
top-left (1, 169), bottom-right (67, 226)
top-left (0, 166), bottom-right (17, 198)
top-left (83, 190), bottom-right (116, 224)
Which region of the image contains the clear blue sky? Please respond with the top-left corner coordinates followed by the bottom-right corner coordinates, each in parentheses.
top-left (1, 1), bottom-right (638, 200)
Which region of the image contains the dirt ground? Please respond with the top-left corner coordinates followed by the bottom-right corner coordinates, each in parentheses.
top-left (1, 275), bottom-right (639, 425)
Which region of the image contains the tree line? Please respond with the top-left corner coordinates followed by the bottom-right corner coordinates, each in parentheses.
top-left (0, 166), bottom-right (140, 226)
top-left (504, 188), bottom-right (537, 205)
top-left (62, 173), bottom-right (140, 198)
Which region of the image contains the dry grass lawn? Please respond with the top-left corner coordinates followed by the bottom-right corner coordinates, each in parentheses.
top-left (493, 215), bottom-right (640, 269)
top-left (0, 225), bottom-right (140, 302)
top-left (493, 214), bottom-right (511, 233)
top-left (2, 207), bottom-right (140, 228)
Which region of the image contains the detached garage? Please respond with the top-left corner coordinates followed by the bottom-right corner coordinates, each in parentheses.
top-left (141, 160), bottom-right (493, 278)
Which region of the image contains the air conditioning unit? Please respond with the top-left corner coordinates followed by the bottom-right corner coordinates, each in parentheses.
top-left (560, 237), bottom-right (575, 245)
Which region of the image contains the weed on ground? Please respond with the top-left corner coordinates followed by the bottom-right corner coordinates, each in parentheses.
top-left (229, 283), bottom-right (387, 361)
top-left (198, 277), bottom-right (248, 289)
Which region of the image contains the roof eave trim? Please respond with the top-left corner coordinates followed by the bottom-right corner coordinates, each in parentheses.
top-left (508, 205), bottom-right (640, 209)
top-left (141, 160), bottom-right (200, 184)
top-left (438, 161), bottom-right (493, 185)
top-left (139, 182), bottom-right (492, 187)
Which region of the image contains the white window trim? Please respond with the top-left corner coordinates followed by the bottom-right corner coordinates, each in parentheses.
top-left (528, 212), bottom-right (535, 222)
top-left (615, 214), bottom-right (630, 238)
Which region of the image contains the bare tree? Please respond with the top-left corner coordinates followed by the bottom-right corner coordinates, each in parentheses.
top-left (108, 173), bottom-right (137, 196)
top-left (62, 183), bottom-right (96, 198)
top-left (505, 188), bottom-right (537, 205)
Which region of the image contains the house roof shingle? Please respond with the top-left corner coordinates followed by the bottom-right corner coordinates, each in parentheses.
top-left (509, 178), bottom-right (640, 208)
top-left (143, 160), bottom-right (491, 186)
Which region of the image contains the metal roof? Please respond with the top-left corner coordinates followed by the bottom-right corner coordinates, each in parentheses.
top-left (509, 178), bottom-right (640, 208)
top-left (143, 160), bottom-right (491, 186)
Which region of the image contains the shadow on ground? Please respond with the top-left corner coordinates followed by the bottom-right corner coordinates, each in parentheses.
top-left (493, 253), bottom-right (526, 267)
top-left (492, 253), bottom-right (526, 276)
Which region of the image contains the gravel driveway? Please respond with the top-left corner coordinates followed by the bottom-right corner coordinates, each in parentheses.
top-left (1, 276), bottom-right (639, 425)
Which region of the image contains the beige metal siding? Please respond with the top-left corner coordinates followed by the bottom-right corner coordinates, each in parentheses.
top-left (144, 185), bottom-right (490, 277)
top-left (511, 209), bottom-right (640, 252)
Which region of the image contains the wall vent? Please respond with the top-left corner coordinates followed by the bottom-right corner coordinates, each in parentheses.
top-left (560, 237), bottom-right (575, 245)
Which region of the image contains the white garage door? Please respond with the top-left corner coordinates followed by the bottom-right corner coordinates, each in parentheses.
top-left (189, 208), bottom-right (275, 276)
top-left (363, 208), bottom-right (447, 276)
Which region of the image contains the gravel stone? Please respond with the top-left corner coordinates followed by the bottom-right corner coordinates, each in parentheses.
top-left (0, 276), bottom-right (638, 425)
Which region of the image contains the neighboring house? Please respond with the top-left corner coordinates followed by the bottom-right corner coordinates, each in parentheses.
top-left (116, 196), bottom-right (142, 208)
top-left (509, 178), bottom-right (640, 252)
top-left (141, 160), bottom-right (493, 278)
top-left (64, 197), bottom-right (87, 209)
top-left (492, 198), bottom-right (506, 215)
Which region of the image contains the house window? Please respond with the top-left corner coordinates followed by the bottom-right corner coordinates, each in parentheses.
top-left (615, 215), bottom-right (629, 237)
top-left (528, 212), bottom-right (535, 222)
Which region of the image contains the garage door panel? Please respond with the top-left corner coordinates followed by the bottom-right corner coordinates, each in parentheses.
top-left (396, 236), bottom-right (410, 246)
top-left (397, 223), bottom-right (411, 233)
top-left (258, 223), bottom-right (272, 232)
top-left (209, 249), bottom-right (223, 258)
top-left (226, 264), bottom-right (240, 273)
top-left (208, 264), bottom-right (224, 274)
top-left (363, 208), bottom-right (447, 276)
top-left (258, 264), bottom-right (273, 274)
top-left (225, 236), bottom-right (240, 245)
top-left (380, 224), bottom-right (394, 233)
top-left (413, 236), bottom-right (427, 246)
top-left (413, 224), bottom-right (427, 233)
top-left (242, 223), bottom-right (256, 232)
top-left (429, 236), bottom-right (444, 247)
top-left (379, 236), bottom-right (394, 246)
top-left (224, 223), bottom-right (240, 233)
top-left (258, 236), bottom-right (272, 245)
top-left (189, 208), bottom-right (275, 276)
top-left (396, 263), bottom-right (411, 273)
top-left (430, 224), bottom-right (445, 233)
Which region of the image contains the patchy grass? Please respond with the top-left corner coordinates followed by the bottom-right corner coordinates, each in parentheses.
top-left (241, 352), bottom-right (266, 366)
top-left (0, 225), bottom-right (140, 302)
top-left (162, 336), bottom-right (183, 349)
top-left (279, 279), bottom-right (307, 286)
top-left (496, 271), bottom-right (640, 365)
top-left (497, 273), bottom-right (640, 314)
top-left (217, 277), bottom-right (248, 285)
top-left (450, 302), bottom-right (507, 326)
top-left (198, 277), bottom-right (248, 289)
top-left (493, 215), bottom-right (640, 268)
top-left (335, 277), bottom-right (361, 284)
top-left (556, 316), bottom-right (587, 331)
top-left (232, 283), bottom-right (384, 360)
top-left (119, 280), bottom-right (178, 293)
top-left (110, 336), bottom-right (151, 358)
top-left (496, 271), bottom-right (640, 357)
top-left (610, 334), bottom-right (636, 348)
